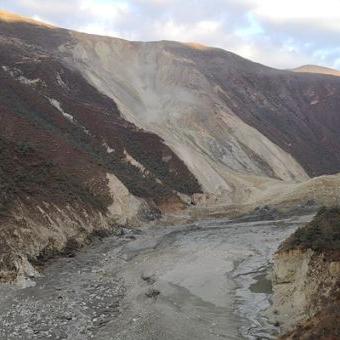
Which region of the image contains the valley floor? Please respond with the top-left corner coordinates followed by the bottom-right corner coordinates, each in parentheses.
top-left (0, 215), bottom-right (313, 340)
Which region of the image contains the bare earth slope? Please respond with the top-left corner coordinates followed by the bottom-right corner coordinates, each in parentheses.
top-left (67, 35), bottom-right (308, 197)
top-left (67, 36), bottom-right (340, 182)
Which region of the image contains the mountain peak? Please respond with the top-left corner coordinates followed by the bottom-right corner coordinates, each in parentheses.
top-left (292, 64), bottom-right (340, 77)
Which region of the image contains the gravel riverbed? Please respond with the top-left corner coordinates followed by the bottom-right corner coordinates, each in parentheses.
top-left (0, 214), bottom-right (312, 340)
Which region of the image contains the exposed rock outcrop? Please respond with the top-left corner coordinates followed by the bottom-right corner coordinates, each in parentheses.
top-left (272, 208), bottom-right (340, 338)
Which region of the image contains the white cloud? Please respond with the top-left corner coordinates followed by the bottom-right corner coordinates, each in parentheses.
top-left (79, 0), bottom-right (130, 21)
top-left (76, 0), bottom-right (131, 36)
top-left (252, 0), bottom-right (340, 22)
top-left (150, 19), bottom-right (222, 42)
top-left (13, 0), bottom-right (78, 17)
top-left (31, 14), bottom-right (55, 26)
top-left (1, 0), bottom-right (339, 70)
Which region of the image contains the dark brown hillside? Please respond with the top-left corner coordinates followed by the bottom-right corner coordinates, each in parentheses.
top-left (0, 137), bottom-right (108, 215)
top-left (0, 11), bottom-right (201, 204)
top-left (0, 40), bottom-right (201, 207)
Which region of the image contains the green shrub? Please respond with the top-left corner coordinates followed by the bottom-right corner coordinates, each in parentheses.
top-left (281, 207), bottom-right (340, 252)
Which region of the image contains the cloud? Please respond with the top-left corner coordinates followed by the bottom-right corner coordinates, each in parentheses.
top-left (1, 0), bottom-right (339, 70)
top-left (252, 0), bottom-right (340, 28)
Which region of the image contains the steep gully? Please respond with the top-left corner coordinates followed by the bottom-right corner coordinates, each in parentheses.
top-left (0, 214), bottom-right (312, 340)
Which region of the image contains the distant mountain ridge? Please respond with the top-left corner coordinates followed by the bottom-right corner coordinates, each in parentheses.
top-left (292, 64), bottom-right (340, 77)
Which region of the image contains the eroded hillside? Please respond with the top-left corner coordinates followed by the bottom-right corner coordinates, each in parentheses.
top-left (1, 10), bottom-right (340, 281)
top-left (0, 11), bottom-right (202, 281)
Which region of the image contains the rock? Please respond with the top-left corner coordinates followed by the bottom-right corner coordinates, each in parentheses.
top-left (304, 199), bottom-right (316, 207)
top-left (141, 273), bottom-right (156, 285)
top-left (145, 288), bottom-right (160, 299)
top-left (254, 205), bottom-right (279, 220)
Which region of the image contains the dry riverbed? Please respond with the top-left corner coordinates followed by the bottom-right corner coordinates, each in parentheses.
top-left (0, 215), bottom-right (313, 340)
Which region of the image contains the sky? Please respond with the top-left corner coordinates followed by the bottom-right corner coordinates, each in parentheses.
top-left (2, 0), bottom-right (340, 69)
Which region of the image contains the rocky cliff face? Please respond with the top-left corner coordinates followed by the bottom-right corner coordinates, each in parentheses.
top-left (272, 208), bottom-right (340, 338)
top-left (272, 249), bottom-right (340, 333)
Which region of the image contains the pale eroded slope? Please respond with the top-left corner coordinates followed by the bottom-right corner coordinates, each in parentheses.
top-left (63, 34), bottom-right (308, 202)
